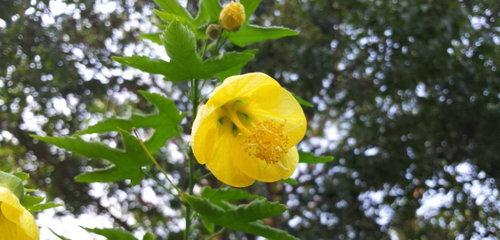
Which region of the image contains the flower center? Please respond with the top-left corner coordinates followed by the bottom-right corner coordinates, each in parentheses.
top-left (241, 120), bottom-right (289, 164)
top-left (219, 101), bottom-right (289, 164)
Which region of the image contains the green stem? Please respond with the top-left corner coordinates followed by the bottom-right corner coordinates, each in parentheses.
top-left (185, 78), bottom-right (200, 240)
top-left (205, 227), bottom-right (225, 240)
top-left (134, 129), bottom-right (182, 195)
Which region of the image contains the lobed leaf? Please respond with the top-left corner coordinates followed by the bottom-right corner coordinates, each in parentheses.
top-left (183, 194), bottom-right (299, 240)
top-left (33, 130), bottom-right (151, 184)
top-left (115, 22), bottom-right (255, 82)
top-left (75, 91), bottom-right (182, 154)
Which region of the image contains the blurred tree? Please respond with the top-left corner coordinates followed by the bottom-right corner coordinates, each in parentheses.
top-left (1, 0), bottom-right (498, 239)
top-left (249, 0), bottom-right (499, 239)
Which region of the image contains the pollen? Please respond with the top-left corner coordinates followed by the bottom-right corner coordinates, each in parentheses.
top-left (242, 120), bottom-right (289, 164)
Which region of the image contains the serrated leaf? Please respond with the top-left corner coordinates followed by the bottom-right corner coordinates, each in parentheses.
top-left (227, 25), bottom-right (298, 47)
top-left (0, 171), bottom-right (24, 198)
top-left (85, 228), bottom-right (138, 240)
top-left (183, 194), bottom-right (298, 240)
top-left (162, 21), bottom-right (202, 71)
top-left (201, 187), bottom-right (262, 203)
top-left (153, 0), bottom-right (193, 23)
top-left (194, 0), bottom-right (222, 26)
top-left (299, 151), bottom-right (334, 164)
top-left (293, 94), bottom-right (314, 108)
top-left (116, 22), bottom-right (255, 82)
top-left (75, 91), bottom-right (182, 154)
top-left (33, 130), bottom-right (152, 184)
top-left (228, 198), bottom-right (286, 222)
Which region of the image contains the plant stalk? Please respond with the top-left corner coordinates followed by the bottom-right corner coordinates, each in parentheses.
top-left (185, 78), bottom-right (199, 240)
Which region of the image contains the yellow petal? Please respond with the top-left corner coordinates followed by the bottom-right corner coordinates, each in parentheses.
top-left (235, 145), bottom-right (299, 182)
top-left (191, 104), bottom-right (221, 164)
top-left (0, 212), bottom-right (19, 240)
top-left (205, 130), bottom-right (255, 187)
top-left (245, 83), bottom-right (307, 147)
top-left (0, 187), bottom-right (39, 240)
top-left (206, 72), bottom-right (279, 109)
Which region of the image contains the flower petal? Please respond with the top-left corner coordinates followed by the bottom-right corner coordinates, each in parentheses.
top-left (0, 212), bottom-right (19, 240)
top-left (0, 187), bottom-right (39, 240)
top-left (191, 104), bottom-right (222, 164)
top-left (245, 83), bottom-right (307, 146)
top-left (205, 130), bottom-right (255, 187)
top-left (235, 145), bottom-right (299, 182)
top-left (206, 72), bottom-right (279, 108)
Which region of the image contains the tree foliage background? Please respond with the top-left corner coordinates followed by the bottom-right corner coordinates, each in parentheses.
top-left (0, 0), bottom-right (498, 239)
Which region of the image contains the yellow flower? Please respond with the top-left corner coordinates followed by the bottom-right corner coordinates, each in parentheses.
top-left (0, 187), bottom-right (39, 240)
top-left (191, 72), bottom-right (307, 187)
top-left (219, 1), bottom-right (245, 31)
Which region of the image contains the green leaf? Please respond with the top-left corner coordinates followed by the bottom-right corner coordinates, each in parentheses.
top-left (219, 0), bottom-right (298, 46)
top-left (75, 91), bottom-right (182, 154)
top-left (183, 194), bottom-right (298, 240)
top-left (200, 214), bottom-right (215, 233)
top-left (163, 21), bottom-right (198, 60)
top-left (201, 187), bottom-right (262, 203)
top-left (50, 229), bottom-right (70, 240)
top-left (32, 130), bottom-right (152, 184)
top-left (227, 25), bottom-right (299, 47)
top-left (0, 171), bottom-right (24, 198)
top-left (229, 198), bottom-right (286, 222)
top-left (194, 0), bottom-right (222, 26)
top-left (85, 228), bottom-right (138, 240)
top-left (281, 178), bottom-right (298, 185)
top-left (153, 0), bottom-right (193, 23)
top-left (299, 151), bottom-right (334, 164)
top-left (21, 195), bottom-right (45, 206)
top-left (27, 202), bottom-right (62, 212)
top-left (294, 94), bottom-right (314, 108)
top-left (116, 22), bottom-right (255, 81)
top-left (140, 33), bottom-right (162, 45)
top-left (13, 171), bottom-right (30, 181)
top-left (112, 56), bottom-right (171, 75)
top-left (203, 51), bottom-right (255, 80)
top-left (142, 232), bottom-right (157, 240)
top-left (240, 0), bottom-right (261, 21)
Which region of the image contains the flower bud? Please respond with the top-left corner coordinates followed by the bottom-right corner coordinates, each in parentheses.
top-left (206, 24), bottom-right (222, 40)
top-left (219, 1), bottom-right (245, 31)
